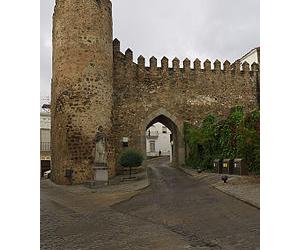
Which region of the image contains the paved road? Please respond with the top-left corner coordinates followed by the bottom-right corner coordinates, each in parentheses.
top-left (41, 157), bottom-right (259, 249)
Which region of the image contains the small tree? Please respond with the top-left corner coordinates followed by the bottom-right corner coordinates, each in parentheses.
top-left (118, 148), bottom-right (144, 178)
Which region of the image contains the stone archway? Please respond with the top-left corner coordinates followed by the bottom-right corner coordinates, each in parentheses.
top-left (140, 108), bottom-right (185, 167)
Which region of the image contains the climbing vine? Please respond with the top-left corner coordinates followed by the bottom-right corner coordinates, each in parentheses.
top-left (184, 107), bottom-right (260, 174)
top-left (184, 115), bottom-right (219, 170)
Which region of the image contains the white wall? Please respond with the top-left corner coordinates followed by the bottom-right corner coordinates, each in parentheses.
top-left (40, 112), bottom-right (51, 152)
top-left (146, 122), bottom-right (171, 157)
top-left (40, 112), bottom-right (51, 129)
top-left (240, 49), bottom-right (259, 66)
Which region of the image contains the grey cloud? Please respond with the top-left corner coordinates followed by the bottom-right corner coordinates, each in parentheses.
top-left (41, 0), bottom-right (260, 97)
top-left (40, 0), bottom-right (55, 98)
top-left (113, 0), bottom-right (260, 63)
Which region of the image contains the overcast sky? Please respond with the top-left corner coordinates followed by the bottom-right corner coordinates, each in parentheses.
top-left (40, 0), bottom-right (260, 100)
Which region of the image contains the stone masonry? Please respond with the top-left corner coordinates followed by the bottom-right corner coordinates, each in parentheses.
top-left (51, 0), bottom-right (260, 185)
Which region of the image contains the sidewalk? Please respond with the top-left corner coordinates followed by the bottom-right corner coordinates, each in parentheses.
top-left (179, 166), bottom-right (260, 208)
top-left (43, 168), bottom-right (150, 195)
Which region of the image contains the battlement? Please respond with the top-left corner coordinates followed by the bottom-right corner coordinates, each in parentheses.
top-left (113, 39), bottom-right (259, 78)
top-left (52, 1), bottom-right (259, 185)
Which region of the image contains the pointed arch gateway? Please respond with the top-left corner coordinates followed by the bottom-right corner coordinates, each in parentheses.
top-left (140, 108), bottom-right (185, 166)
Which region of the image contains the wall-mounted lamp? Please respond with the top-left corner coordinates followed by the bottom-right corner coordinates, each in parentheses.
top-left (122, 137), bottom-right (129, 147)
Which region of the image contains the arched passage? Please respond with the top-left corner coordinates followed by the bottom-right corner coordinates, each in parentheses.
top-left (140, 108), bottom-right (185, 167)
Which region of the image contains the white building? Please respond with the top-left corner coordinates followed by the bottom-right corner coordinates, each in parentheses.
top-left (146, 123), bottom-right (171, 158)
top-left (239, 47), bottom-right (260, 66)
top-left (40, 111), bottom-right (51, 176)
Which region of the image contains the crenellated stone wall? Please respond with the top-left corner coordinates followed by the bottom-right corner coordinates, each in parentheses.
top-left (112, 39), bottom-right (259, 170)
top-left (51, 0), bottom-right (260, 185)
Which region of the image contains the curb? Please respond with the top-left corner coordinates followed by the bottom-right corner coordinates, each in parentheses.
top-left (178, 166), bottom-right (212, 181)
top-left (110, 170), bottom-right (151, 208)
top-left (177, 166), bottom-right (197, 177)
top-left (212, 185), bottom-right (260, 209)
top-left (125, 167), bottom-right (151, 193)
top-left (42, 170), bottom-right (151, 194)
top-left (145, 156), bottom-right (169, 163)
top-left (136, 178), bottom-right (151, 192)
top-left (133, 168), bottom-right (151, 192)
top-left (141, 167), bottom-right (151, 190)
top-left (109, 171), bottom-right (150, 193)
top-left (179, 166), bottom-right (260, 209)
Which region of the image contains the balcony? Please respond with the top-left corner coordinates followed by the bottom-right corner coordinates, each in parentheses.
top-left (146, 131), bottom-right (159, 139)
top-left (40, 142), bottom-right (51, 152)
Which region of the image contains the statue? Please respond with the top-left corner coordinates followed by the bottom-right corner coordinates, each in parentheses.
top-left (94, 128), bottom-right (107, 165)
top-left (93, 127), bottom-right (109, 184)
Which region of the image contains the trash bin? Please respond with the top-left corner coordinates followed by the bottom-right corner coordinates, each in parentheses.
top-left (213, 159), bottom-right (222, 174)
top-left (222, 159), bottom-right (234, 174)
top-left (233, 158), bottom-right (249, 176)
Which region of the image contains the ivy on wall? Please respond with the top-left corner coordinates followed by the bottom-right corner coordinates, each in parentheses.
top-left (184, 107), bottom-right (260, 173)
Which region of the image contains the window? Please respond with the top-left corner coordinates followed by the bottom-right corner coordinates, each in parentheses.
top-left (150, 141), bottom-right (155, 152)
top-left (40, 129), bottom-right (51, 151)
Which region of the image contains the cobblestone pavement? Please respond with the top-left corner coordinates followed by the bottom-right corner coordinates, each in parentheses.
top-left (41, 158), bottom-right (259, 249)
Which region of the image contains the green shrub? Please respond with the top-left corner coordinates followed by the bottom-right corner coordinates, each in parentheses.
top-left (237, 110), bottom-right (260, 173)
top-left (218, 106), bottom-right (245, 159)
top-left (184, 115), bottom-right (219, 170)
top-left (184, 107), bottom-right (260, 173)
top-left (118, 148), bottom-right (144, 177)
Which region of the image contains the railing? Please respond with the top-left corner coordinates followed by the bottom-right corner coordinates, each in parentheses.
top-left (146, 131), bottom-right (159, 138)
top-left (40, 142), bottom-right (51, 152)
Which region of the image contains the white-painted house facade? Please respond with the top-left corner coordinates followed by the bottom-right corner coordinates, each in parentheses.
top-left (40, 112), bottom-right (51, 154)
top-left (146, 123), bottom-right (172, 158)
top-left (40, 111), bottom-right (51, 176)
top-left (239, 47), bottom-right (260, 66)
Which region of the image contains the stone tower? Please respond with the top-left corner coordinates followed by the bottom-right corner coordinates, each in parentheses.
top-left (51, 0), bottom-right (114, 184)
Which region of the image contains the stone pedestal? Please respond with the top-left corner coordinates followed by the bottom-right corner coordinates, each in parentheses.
top-left (93, 163), bottom-right (108, 185)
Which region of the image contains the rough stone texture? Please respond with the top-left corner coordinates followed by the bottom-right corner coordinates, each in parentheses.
top-left (112, 45), bottom-right (259, 172)
top-left (51, 0), bottom-right (115, 184)
top-left (52, 0), bottom-right (260, 184)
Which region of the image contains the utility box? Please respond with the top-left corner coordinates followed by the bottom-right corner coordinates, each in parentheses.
top-left (233, 158), bottom-right (249, 176)
top-left (213, 159), bottom-right (222, 174)
top-left (222, 159), bottom-right (234, 174)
